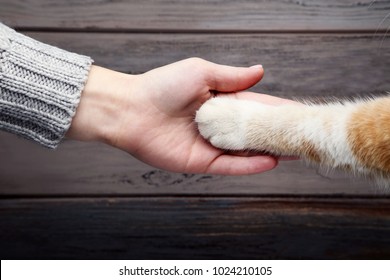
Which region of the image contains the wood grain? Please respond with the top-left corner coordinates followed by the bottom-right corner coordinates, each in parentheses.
top-left (0, 132), bottom-right (380, 196)
top-left (1, 0), bottom-right (390, 31)
top-left (24, 32), bottom-right (390, 98)
top-left (2, 0), bottom-right (390, 261)
top-left (1, 197), bottom-right (389, 259)
top-left (0, 32), bottom-right (389, 196)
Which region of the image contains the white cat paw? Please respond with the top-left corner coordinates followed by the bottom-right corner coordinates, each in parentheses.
top-left (195, 98), bottom-right (252, 150)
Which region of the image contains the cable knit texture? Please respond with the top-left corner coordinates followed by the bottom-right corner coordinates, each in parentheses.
top-left (0, 23), bottom-right (93, 148)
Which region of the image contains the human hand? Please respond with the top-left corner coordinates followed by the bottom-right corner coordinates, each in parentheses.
top-left (67, 58), bottom-right (295, 175)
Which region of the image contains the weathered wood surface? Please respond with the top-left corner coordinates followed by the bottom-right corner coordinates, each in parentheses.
top-left (1, 0), bottom-right (390, 31)
top-left (1, 197), bottom-right (390, 259)
top-left (0, 132), bottom-right (380, 196)
top-left (0, 32), bottom-right (388, 196)
top-left (23, 32), bottom-right (390, 98)
top-left (1, 0), bottom-right (390, 260)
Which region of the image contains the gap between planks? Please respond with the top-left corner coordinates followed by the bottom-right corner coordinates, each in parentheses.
top-left (14, 27), bottom-right (390, 35)
top-left (1, 194), bottom-right (390, 200)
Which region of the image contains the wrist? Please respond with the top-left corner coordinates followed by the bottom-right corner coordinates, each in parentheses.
top-left (66, 65), bottom-right (133, 145)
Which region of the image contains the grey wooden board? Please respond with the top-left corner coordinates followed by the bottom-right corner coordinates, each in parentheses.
top-left (0, 32), bottom-right (389, 195)
top-left (1, 197), bottom-right (390, 259)
top-left (24, 32), bottom-right (390, 98)
top-left (1, 0), bottom-right (390, 31)
top-left (0, 132), bottom-right (380, 195)
top-left (1, 0), bottom-right (390, 262)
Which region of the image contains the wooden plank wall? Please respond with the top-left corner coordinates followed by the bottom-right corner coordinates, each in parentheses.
top-left (1, 0), bottom-right (390, 259)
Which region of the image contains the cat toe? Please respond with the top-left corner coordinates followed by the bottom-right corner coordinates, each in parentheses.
top-left (195, 98), bottom-right (247, 150)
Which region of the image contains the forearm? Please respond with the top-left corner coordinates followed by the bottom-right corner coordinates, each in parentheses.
top-left (65, 65), bottom-right (132, 146)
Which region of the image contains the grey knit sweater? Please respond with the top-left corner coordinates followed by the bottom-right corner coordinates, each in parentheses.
top-left (0, 23), bottom-right (93, 148)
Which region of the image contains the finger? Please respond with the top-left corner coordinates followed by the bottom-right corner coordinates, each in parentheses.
top-left (228, 150), bottom-right (261, 157)
top-left (228, 150), bottom-right (300, 161)
top-left (235, 92), bottom-right (301, 106)
top-left (206, 63), bottom-right (264, 92)
top-left (206, 154), bottom-right (278, 175)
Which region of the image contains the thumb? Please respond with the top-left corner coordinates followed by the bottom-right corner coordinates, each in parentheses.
top-left (206, 63), bottom-right (264, 92)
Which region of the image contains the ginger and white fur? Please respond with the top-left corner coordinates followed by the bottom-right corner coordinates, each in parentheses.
top-left (196, 96), bottom-right (390, 187)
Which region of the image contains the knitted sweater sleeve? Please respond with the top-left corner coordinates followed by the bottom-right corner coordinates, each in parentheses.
top-left (0, 23), bottom-right (93, 148)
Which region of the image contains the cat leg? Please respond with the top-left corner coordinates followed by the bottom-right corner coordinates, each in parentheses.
top-left (196, 97), bottom-right (356, 168)
top-left (196, 96), bottom-right (390, 187)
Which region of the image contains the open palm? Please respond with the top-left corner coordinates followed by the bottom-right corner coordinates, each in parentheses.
top-left (113, 58), bottom-right (294, 175)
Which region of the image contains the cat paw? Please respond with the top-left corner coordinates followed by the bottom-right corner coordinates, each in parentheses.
top-left (195, 98), bottom-right (252, 150)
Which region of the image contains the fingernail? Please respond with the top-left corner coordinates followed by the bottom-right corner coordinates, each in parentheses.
top-left (250, 64), bottom-right (263, 69)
